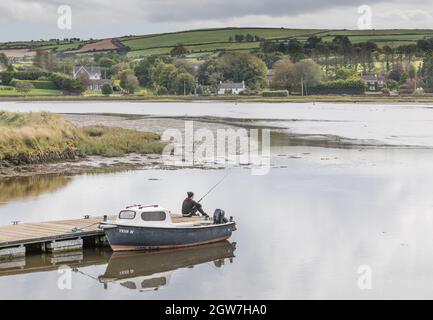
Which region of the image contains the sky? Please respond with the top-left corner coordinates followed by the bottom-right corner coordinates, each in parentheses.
top-left (1, 0), bottom-right (433, 41)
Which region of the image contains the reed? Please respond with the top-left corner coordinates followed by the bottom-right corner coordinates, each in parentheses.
top-left (0, 111), bottom-right (165, 161)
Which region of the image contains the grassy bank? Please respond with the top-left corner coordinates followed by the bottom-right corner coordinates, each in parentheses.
top-left (0, 111), bottom-right (165, 163)
top-left (2, 94), bottom-right (433, 104)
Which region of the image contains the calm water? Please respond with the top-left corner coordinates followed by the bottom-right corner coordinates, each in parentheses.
top-left (1, 102), bottom-right (433, 299)
top-left (2, 101), bottom-right (433, 146)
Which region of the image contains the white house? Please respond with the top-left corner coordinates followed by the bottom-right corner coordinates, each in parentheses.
top-left (361, 75), bottom-right (385, 92)
top-left (73, 66), bottom-right (109, 91)
top-left (218, 81), bottom-right (246, 95)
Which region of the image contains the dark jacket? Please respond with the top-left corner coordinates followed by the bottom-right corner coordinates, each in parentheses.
top-left (182, 198), bottom-right (202, 215)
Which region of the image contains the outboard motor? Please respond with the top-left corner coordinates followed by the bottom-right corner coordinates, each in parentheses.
top-left (213, 209), bottom-right (228, 224)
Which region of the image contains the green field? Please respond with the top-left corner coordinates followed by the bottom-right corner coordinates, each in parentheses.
top-left (0, 85), bottom-right (61, 96)
top-left (121, 28), bottom-right (433, 56)
top-left (3, 27), bottom-right (433, 57)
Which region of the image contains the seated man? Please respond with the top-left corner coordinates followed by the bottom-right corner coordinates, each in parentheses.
top-left (182, 192), bottom-right (209, 217)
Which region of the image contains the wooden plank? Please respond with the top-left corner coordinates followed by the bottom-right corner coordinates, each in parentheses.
top-left (0, 216), bottom-right (109, 249)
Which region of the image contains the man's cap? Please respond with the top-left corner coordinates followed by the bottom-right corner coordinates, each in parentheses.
top-left (187, 192), bottom-right (194, 198)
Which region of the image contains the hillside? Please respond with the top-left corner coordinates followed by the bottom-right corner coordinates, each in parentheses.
top-left (2, 27), bottom-right (433, 58)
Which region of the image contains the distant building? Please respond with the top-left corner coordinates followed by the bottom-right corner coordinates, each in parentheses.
top-left (218, 81), bottom-right (246, 95)
top-left (361, 75), bottom-right (385, 92)
top-left (73, 66), bottom-right (109, 91)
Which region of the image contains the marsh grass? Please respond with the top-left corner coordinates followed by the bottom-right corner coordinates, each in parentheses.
top-left (0, 111), bottom-right (165, 161)
top-left (77, 125), bottom-right (165, 157)
top-left (0, 111), bottom-right (78, 158)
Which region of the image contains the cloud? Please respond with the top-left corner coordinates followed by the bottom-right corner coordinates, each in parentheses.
top-left (0, 0), bottom-right (385, 24)
top-left (1, 0), bottom-right (433, 40)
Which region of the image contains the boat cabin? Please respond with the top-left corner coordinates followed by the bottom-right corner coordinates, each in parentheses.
top-left (114, 204), bottom-right (210, 228)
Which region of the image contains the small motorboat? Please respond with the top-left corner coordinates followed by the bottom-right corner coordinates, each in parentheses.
top-left (100, 204), bottom-right (236, 251)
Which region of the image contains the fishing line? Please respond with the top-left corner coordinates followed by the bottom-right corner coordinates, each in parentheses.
top-left (197, 168), bottom-right (232, 204)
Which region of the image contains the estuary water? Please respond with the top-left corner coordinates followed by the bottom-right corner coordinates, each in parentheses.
top-left (0, 101), bottom-right (433, 299)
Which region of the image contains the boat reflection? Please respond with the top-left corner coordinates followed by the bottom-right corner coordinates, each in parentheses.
top-left (99, 241), bottom-right (237, 292)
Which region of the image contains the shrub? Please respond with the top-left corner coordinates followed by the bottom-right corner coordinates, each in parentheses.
top-left (262, 90), bottom-right (289, 97)
top-left (15, 82), bottom-right (34, 94)
top-left (310, 79), bottom-right (366, 95)
top-left (101, 83), bottom-right (113, 96)
top-left (239, 89), bottom-right (259, 96)
top-left (1, 72), bottom-right (13, 85)
top-left (50, 73), bottom-right (85, 94)
top-left (13, 80), bottom-right (56, 90)
top-left (10, 71), bottom-right (51, 81)
top-left (158, 86), bottom-right (169, 95)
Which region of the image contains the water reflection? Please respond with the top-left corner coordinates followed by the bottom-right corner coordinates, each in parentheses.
top-left (0, 241), bottom-right (236, 293)
top-left (0, 175), bottom-right (71, 204)
top-left (0, 248), bottom-right (111, 277)
top-left (99, 241), bottom-right (236, 292)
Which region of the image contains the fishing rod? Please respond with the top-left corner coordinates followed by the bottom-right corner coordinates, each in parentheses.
top-left (197, 169), bottom-right (232, 203)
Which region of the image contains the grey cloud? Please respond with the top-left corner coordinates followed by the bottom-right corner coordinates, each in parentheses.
top-left (0, 0), bottom-right (407, 24)
top-left (141, 0), bottom-right (379, 22)
top-left (2, 0), bottom-right (433, 41)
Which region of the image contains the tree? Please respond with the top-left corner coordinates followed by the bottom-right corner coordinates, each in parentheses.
top-left (333, 67), bottom-right (359, 80)
top-left (298, 59), bottom-right (323, 95)
top-left (170, 44), bottom-right (188, 57)
top-left (271, 59), bottom-right (301, 94)
top-left (418, 38), bottom-right (433, 52)
top-left (246, 34), bottom-right (255, 42)
top-left (388, 63), bottom-right (404, 82)
top-left (99, 57), bottom-right (116, 69)
top-left (175, 60), bottom-right (196, 75)
top-left (33, 50), bottom-right (55, 70)
top-left (198, 59), bottom-right (223, 87)
top-left (119, 70), bottom-right (139, 94)
top-left (15, 82), bottom-right (34, 94)
top-left (286, 39), bottom-right (305, 62)
top-left (256, 52), bottom-right (284, 69)
top-left (0, 53), bottom-right (8, 67)
top-left (111, 62), bottom-right (133, 79)
top-left (421, 55), bottom-right (433, 89)
top-left (407, 63), bottom-right (417, 79)
top-left (174, 72), bottom-right (196, 95)
top-left (77, 72), bottom-right (91, 90)
top-left (134, 55), bottom-right (174, 87)
top-left (305, 36), bottom-right (322, 50)
top-left (235, 34), bottom-right (245, 42)
top-left (217, 52), bottom-right (268, 89)
top-left (152, 63), bottom-right (178, 93)
top-left (55, 58), bottom-right (74, 75)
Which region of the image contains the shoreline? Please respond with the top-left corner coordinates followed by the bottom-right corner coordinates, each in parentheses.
top-left (0, 153), bottom-right (223, 179)
top-left (1, 95), bottom-right (433, 104)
